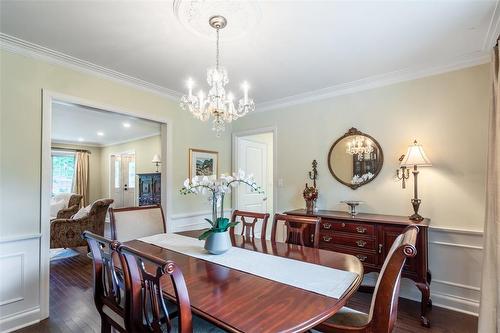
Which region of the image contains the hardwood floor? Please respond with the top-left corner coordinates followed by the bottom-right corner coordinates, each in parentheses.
top-left (16, 247), bottom-right (477, 333)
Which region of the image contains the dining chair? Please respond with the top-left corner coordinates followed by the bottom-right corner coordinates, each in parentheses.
top-left (271, 213), bottom-right (321, 248)
top-left (109, 205), bottom-right (166, 242)
top-left (82, 231), bottom-right (126, 333)
top-left (118, 244), bottom-right (226, 332)
top-left (314, 225), bottom-right (420, 333)
top-left (230, 210), bottom-right (270, 238)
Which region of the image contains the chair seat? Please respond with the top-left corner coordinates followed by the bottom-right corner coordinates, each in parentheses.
top-left (323, 306), bottom-right (369, 327)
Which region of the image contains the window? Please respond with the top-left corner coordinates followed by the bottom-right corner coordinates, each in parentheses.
top-left (128, 161), bottom-right (136, 188)
top-left (114, 158), bottom-right (121, 189)
top-left (52, 152), bottom-right (75, 196)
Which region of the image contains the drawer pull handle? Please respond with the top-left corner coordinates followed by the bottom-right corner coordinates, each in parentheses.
top-left (341, 222), bottom-right (346, 228)
top-left (378, 244), bottom-right (383, 254)
top-left (356, 240), bottom-right (367, 248)
top-left (356, 226), bottom-right (367, 234)
top-left (323, 223), bottom-right (332, 229)
top-left (322, 236), bottom-right (332, 242)
top-left (356, 255), bottom-right (367, 262)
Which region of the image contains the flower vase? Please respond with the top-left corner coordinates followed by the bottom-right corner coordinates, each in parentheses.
top-left (204, 231), bottom-right (231, 255)
top-left (306, 199), bottom-right (317, 213)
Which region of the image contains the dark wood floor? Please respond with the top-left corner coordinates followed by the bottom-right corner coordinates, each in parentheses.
top-left (17, 247), bottom-right (477, 333)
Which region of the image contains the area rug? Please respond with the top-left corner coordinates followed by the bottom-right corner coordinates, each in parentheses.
top-left (50, 248), bottom-right (80, 261)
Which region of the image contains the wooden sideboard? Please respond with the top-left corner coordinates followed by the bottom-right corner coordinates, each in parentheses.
top-left (285, 209), bottom-right (431, 327)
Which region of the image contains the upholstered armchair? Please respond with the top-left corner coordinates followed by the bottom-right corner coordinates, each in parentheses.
top-left (56, 194), bottom-right (83, 219)
top-left (50, 198), bottom-right (113, 249)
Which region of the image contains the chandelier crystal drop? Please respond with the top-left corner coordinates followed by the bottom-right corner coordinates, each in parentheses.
top-left (180, 15), bottom-right (255, 136)
top-left (346, 136), bottom-right (374, 161)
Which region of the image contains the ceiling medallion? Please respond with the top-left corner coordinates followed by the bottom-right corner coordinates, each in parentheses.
top-left (180, 15), bottom-right (255, 136)
top-left (172, 0), bottom-right (261, 41)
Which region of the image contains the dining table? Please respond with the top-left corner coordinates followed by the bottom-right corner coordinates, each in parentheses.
top-left (124, 230), bottom-right (364, 333)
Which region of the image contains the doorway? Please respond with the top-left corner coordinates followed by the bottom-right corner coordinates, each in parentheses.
top-left (110, 152), bottom-right (136, 207)
top-left (233, 128), bottom-right (276, 238)
top-left (41, 90), bottom-right (171, 320)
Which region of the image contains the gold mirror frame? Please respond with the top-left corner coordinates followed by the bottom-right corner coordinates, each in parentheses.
top-left (327, 127), bottom-right (384, 190)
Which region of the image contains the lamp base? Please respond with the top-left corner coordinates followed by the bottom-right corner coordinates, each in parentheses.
top-left (409, 198), bottom-right (424, 222)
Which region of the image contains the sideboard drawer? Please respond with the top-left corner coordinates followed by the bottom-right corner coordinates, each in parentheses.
top-left (331, 221), bottom-right (376, 236)
top-left (333, 234), bottom-right (376, 250)
top-left (323, 245), bottom-right (378, 266)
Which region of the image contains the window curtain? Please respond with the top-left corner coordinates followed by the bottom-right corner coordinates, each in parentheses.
top-left (478, 40), bottom-right (500, 333)
top-left (72, 151), bottom-right (90, 207)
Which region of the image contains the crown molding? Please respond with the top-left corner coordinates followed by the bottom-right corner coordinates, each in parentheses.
top-left (0, 33), bottom-right (181, 101)
top-left (482, 0), bottom-right (500, 50)
top-left (52, 132), bottom-right (160, 148)
top-left (0, 33), bottom-right (492, 114)
top-left (255, 51), bottom-right (490, 112)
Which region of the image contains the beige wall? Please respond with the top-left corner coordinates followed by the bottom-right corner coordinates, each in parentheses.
top-left (51, 143), bottom-right (103, 204)
top-left (100, 135), bottom-right (161, 199)
top-left (232, 64), bottom-right (490, 231)
top-left (0, 49), bottom-right (231, 237)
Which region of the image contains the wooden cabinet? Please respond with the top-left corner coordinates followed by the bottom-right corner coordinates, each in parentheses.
top-left (285, 209), bottom-right (431, 327)
top-left (137, 173), bottom-right (161, 206)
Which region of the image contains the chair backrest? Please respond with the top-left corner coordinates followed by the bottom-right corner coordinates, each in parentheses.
top-left (68, 194), bottom-right (83, 208)
top-left (368, 225), bottom-right (419, 333)
top-left (88, 198), bottom-right (114, 236)
top-left (271, 214), bottom-right (321, 248)
top-left (110, 205), bottom-right (166, 242)
top-left (82, 231), bottom-right (125, 329)
top-left (230, 210), bottom-right (270, 238)
top-left (118, 244), bottom-right (193, 333)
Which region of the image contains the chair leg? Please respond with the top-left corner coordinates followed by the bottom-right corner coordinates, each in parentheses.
top-left (101, 319), bottom-right (112, 333)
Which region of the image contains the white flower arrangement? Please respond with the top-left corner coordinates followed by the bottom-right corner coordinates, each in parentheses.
top-left (351, 172), bottom-right (375, 185)
top-left (180, 169), bottom-right (264, 240)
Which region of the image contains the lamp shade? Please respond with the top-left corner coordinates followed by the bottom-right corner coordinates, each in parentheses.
top-left (152, 154), bottom-right (161, 163)
top-left (400, 140), bottom-right (432, 167)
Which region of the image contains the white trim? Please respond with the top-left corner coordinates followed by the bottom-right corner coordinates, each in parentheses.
top-left (232, 127), bottom-right (278, 218)
top-left (1, 33), bottom-right (492, 115)
top-left (432, 279), bottom-right (481, 292)
top-left (0, 234), bottom-right (41, 244)
top-left (170, 209), bottom-right (232, 220)
top-left (0, 306), bottom-right (41, 333)
top-left (40, 90), bottom-right (173, 322)
top-left (482, 0), bottom-right (500, 50)
top-left (429, 225), bottom-right (483, 235)
top-left (51, 132), bottom-right (160, 148)
top-left (255, 52), bottom-right (490, 112)
top-left (430, 241), bottom-right (483, 251)
top-left (0, 33), bottom-right (180, 101)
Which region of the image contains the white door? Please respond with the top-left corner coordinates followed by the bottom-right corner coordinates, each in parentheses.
top-left (110, 153), bottom-right (136, 208)
top-left (236, 138), bottom-right (268, 214)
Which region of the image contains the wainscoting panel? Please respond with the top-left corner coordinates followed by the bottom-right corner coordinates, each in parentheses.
top-left (0, 236), bottom-right (41, 333)
top-left (170, 209), bottom-right (233, 233)
top-left (398, 227), bottom-right (483, 316)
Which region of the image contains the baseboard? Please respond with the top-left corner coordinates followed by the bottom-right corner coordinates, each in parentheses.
top-left (0, 306), bottom-right (40, 333)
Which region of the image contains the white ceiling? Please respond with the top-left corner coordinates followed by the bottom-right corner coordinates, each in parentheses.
top-left (1, 1), bottom-right (499, 108)
top-left (52, 101), bottom-right (160, 146)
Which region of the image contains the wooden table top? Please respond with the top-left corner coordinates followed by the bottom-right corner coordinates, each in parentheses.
top-left (124, 230), bottom-right (364, 333)
top-left (285, 209), bottom-right (430, 226)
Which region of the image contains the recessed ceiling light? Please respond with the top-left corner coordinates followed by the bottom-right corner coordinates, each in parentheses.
top-left (97, 131), bottom-right (104, 136)
top-left (123, 122), bottom-right (131, 128)
top-left (78, 137), bottom-right (84, 142)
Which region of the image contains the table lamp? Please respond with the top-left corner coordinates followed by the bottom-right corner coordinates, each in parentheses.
top-left (152, 154), bottom-right (161, 172)
top-left (399, 140), bottom-right (432, 221)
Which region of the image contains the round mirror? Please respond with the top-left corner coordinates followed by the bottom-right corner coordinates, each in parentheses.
top-left (327, 128), bottom-right (383, 189)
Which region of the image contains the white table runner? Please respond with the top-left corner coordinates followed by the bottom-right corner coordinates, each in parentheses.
top-left (139, 233), bottom-right (358, 299)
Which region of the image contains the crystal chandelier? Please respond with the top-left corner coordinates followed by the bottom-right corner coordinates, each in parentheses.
top-left (180, 15), bottom-right (255, 136)
top-left (346, 136), bottom-right (374, 160)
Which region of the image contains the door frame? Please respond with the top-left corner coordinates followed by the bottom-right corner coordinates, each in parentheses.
top-left (40, 89), bottom-right (173, 319)
top-left (232, 127), bottom-right (278, 219)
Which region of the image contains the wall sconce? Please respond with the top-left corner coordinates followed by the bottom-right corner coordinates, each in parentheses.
top-left (397, 140), bottom-right (432, 221)
top-left (152, 154), bottom-right (161, 173)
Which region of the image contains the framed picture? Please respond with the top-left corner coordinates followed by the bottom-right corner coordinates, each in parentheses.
top-left (189, 149), bottom-right (219, 180)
